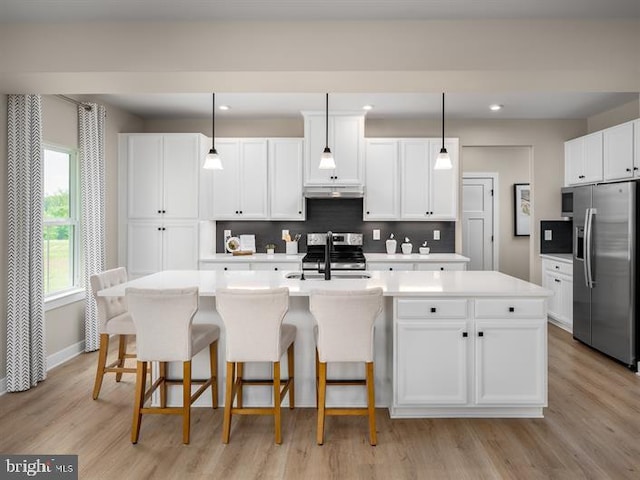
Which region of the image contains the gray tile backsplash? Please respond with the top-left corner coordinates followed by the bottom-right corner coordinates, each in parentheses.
top-left (216, 198), bottom-right (455, 254)
top-left (540, 220), bottom-right (572, 254)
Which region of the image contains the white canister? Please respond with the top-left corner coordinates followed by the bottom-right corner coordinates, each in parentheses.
top-left (401, 243), bottom-right (412, 255)
top-left (286, 241), bottom-right (298, 255)
top-left (385, 239), bottom-right (397, 255)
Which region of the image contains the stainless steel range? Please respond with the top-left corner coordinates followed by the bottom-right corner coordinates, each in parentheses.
top-left (302, 233), bottom-right (366, 271)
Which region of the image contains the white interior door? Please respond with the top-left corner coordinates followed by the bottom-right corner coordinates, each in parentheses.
top-left (462, 175), bottom-right (495, 270)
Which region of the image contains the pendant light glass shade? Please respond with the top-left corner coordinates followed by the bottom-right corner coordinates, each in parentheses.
top-left (434, 92), bottom-right (452, 170)
top-left (203, 92), bottom-right (223, 170)
top-left (319, 92), bottom-right (336, 170)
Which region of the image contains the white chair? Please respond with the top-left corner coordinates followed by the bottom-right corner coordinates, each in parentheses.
top-left (309, 288), bottom-right (383, 446)
top-left (216, 287), bottom-right (295, 444)
top-left (90, 267), bottom-right (137, 400)
top-left (126, 287), bottom-right (220, 445)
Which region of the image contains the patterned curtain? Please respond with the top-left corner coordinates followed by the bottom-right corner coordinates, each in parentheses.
top-left (79, 103), bottom-right (106, 352)
top-left (6, 94), bottom-right (46, 392)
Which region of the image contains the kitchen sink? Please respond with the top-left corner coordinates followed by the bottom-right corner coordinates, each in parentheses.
top-left (285, 272), bottom-right (372, 280)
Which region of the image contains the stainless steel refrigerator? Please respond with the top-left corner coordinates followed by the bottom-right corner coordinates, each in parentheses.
top-left (573, 182), bottom-right (637, 369)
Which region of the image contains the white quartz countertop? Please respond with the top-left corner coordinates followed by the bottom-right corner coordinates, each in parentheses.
top-left (365, 253), bottom-right (470, 263)
top-left (200, 253), bottom-right (305, 262)
top-left (99, 270), bottom-right (550, 298)
top-left (540, 253), bottom-right (572, 263)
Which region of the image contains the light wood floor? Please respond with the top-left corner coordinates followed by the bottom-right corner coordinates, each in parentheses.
top-left (2, 324), bottom-right (640, 479)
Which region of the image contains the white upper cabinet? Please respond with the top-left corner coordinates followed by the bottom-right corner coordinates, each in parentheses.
top-left (269, 138), bottom-right (305, 220)
top-left (399, 138), bottom-right (459, 221)
top-left (364, 139), bottom-right (399, 220)
top-left (603, 121), bottom-right (635, 181)
top-left (564, 132), bottom-right (603, 186)
top-left (212, 139), bottom-right (268, 220)
top-left (125, 134), bottom-right (202, 220)
top-left (303, 113), bottom-right (365, 186)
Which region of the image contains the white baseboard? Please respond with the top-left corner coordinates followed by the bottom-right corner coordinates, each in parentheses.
top-left (0, 340), bottom-right (86, 397)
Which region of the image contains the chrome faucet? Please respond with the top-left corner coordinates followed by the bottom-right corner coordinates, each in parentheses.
top-left (322, 231), bottom-right (332, 280)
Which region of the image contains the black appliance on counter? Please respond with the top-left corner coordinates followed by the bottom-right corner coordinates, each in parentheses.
top-left (302, 233), bottom-right (366, 271)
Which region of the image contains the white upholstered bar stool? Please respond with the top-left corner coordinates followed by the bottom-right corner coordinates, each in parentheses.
top-left (126, 287), bottom-right (220, 445)
top-left (216, 287), bottom-right (295, 444)
top-left (90, 267), bottom-right (137, 400)
top-left (310, 288), bottom-right (383, 446)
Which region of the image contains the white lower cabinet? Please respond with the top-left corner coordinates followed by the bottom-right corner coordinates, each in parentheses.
top-left (198, 261), bottom-right (300, 272)
top-left (128, 221), bottom-right (198, 277)
top-left (393, 297), bottom-right (547, 417)
top-left (249, 262), bottom-right (300, 271)
top-left (368, 262), bottom-right (414, 271)
top-left (198, 262), bottom-right (251, 271)
top-left (541, 257), bottom-right (573, 331)
top-left (415, 262), bottom-right (466, 271)
top-left (368, 261), bottom-right (466, 271)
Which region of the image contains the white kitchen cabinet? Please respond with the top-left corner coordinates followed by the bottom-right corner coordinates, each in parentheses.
top-left (364, 139), bottom-right (399, 220)
top-left (564, 132), bottom-right (603, 186)
top-left (269, 138), bottom-right (305, 220)
top-left (541, 257), bottom-right (573, 332)
top-left (199, 261), bottom-right (299, 272)
top-left (127, 221), bottom-right (198, 277)
top-left (415, 262), bottom-right (466, 271)
top-left (212, 139), bottom-right (268, 220)
top-left (368, 262), bottom-right (414, 271)
top-left (125, 134), bottom-right (202, 220)
top-left (368, 259), bottom-right (467, 272)
top-left (399, 138), bottom-right (458, 221)
top-left (303, 113), bottom-right (364, 186)
top-left (603, 121), bottom-right (635, 181)
top-left (250, 262), bottom-right (300, 271)
top-left (198, 262), bottom-right (251, 272)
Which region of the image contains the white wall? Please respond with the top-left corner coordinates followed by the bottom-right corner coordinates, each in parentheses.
top-left (587, 96), bottom-right (640, 133)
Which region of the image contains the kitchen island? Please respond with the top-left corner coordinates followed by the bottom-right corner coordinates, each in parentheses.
top-left (99, 269), bottom-right (551, 418)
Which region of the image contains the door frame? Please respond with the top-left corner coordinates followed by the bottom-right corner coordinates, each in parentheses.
top-left (462, 172), bottom-right (499, 271)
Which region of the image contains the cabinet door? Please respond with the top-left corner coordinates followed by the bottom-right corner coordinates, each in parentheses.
top-left (269, 139), bottom-right (304, 220)
top-left (560, 275), bottom-right (573, 329)
top-left (400, 140), bottom-right (430, 219)
top-left (364, 139), bottom-right (398, 220)
top-left (429, 138), bottom-right (458, 220)
top-left (239, 139), bottom-right (268, 219)
top-left (199, 262), bottom-right (251, 271)
top-left (395, 320), bottom-right (469, 405)
top-left (415, 262), bottom-right (466, 271)
top-left (250, 262), bottom-right (300, 271)
top-left (635, 120), bottom-right (640, 178)
top-left (333, 115), bottom-right (363, 185)
top-left (564, 138), bottom-right (583, 186)
top-left (475, 320), bottom-right (546, 405)
top-left (127, 222), bottom-right (162, 276)
top-left (212, 140), bottom-right (240, 219)
top-left (582, 132), bottom-right (603, 184)
top-left (163, 134), bottom-right (200, 219)
top-left (162, 222), bottom-right (198, 270)
top-left (304, 115), bottom-right (334, 185)
top-left (127, 135), bottom-right (163, 218)
top-left (542, 270), bottom-right (562, 319)
top-left (603, 122), bottom-right (634, 181)
top-left (368, 262), bottom-right (414, 271)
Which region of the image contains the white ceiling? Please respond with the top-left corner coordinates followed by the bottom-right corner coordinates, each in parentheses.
top-left (0, 0), bottom-right (638, 23)
top-left (92, 92), bottom-right (638, 120)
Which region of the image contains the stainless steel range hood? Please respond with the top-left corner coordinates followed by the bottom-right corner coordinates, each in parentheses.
top-left (303, 186), bottom-right (365, 198)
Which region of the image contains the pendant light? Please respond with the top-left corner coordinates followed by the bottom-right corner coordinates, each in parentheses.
top-left (203, 92), bottom-right (223, 170)
top-left (319, 92), bottom-right (336, 170)
top-left (434, 92), bottom-right (452, 170)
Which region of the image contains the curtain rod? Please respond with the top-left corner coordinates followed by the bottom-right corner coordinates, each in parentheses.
top-left (56, 94), bottom-right (92, 111)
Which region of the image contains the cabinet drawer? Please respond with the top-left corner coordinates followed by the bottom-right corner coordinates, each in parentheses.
top-left (397, 298), bottom-right (468, 319)
top-left (368, 262), bottom-right (414, 271)
top-left (416, 262), bottom-right (466, 271)
top-left (199, 262), bottom-right (251, 271)
top-left (251, 262), bottom-right (299, 271)
top-left (543, 259), bottom-right (572, 276)
top-left (475, 299), bottom-right (546, 319)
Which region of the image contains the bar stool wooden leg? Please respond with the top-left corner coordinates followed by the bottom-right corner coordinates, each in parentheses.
top-left (236, 362), bottom-right (244, 409)
top-left (316, 362), bottom-right (327, 445)
top-left (159, 362), bottom-right (167, 408)
top-left (116, 335), bottom-right (127, 382)
top-left (92, 334), bottom-right (110, 400)
top-left (366, 362), bottom-right (377, 446)
top-left (274, 361), bottom-right (282, 444)
top-left (131, 360), bottom-right (147, 444)
top-left (209, 341), bottom-right (218, 409)
top-left (315, 350), bottom-right (320, 407)
top-left (287, 343), bottom-right (295, 409)
top-left (182, 361), bottom-right (192, 445)
top-left (222, 362), bottom-right (235, 444)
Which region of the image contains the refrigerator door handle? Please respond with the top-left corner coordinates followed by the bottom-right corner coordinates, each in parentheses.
top-left (585, 207), bottom-right (596, 288)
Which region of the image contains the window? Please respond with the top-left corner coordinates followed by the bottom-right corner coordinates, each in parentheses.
top-left (43, 145), bottom-right (80, 296)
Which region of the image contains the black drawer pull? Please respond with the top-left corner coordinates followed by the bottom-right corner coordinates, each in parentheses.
top-left (478, 331), bottom-right (484, 337)
top-left (627, 168), bottom-right (632, 172)
top-left (555, 265), bottom-right (559, 269)
top-left (554, 279), bottom-right (561, 283)
top-left (509, 306), bottom-right (515, 312)
top-left (462, 332), bottom-right (468, 338)
top-left (430, 307), bottom-right (436, 313)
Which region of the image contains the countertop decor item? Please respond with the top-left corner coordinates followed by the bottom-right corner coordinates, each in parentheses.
top-left (419, 241), bottom-right (430, 255)
top-left (266, 243), bottom-right (276, 254)
top-left (386, 233), bottom-right (397, 255)
top-left (402, 237), bottom-right (413, 255)
top-left (225, 236), bottom-right (240, 253)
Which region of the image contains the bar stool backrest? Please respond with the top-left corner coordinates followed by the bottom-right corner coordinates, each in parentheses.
top-left (90, 267), bottom-right (129, 333)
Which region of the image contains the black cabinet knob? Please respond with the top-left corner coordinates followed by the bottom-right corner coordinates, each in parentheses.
top-left (626, 168), bottom-right (632, 172)
top-left (389, 267), bottom-right (393, 271)
top-left (634, 167), bottom-right (639, 171)
top-left (430, 307), bottom-right (436, 313)
top-left (162, 227), bottom-right (166, 231)
top-left (366, 211), bottom-right (370, 214)
top-left (554, 279), bottom-right (561, 283)
top-left (274, 267), bottom-right (278, 271)
top-left (478, 331), bottom-right (484, 337)
top-left (440, 267), bottom-right (444, 271)
top-left (462, 332), bottom-right (468, 338)
top-left (157, 227), bottom-right (161, 231)
top-left (509, 306), bottom-right (515, 312)
top-left (157, 210), bottom-right (162, 214)
top-left (298, 211), bottom-right (302, 214)
top-left (223, 267), bottom-right (228, 271)
top-left (162, 210), bottom-right (166, 213)
top-left (555, 265), bottom-right (559, 269)
top-left (235, 211), bottom-right (238, 214)
top-left (239, 211), bottom-right (243, 214)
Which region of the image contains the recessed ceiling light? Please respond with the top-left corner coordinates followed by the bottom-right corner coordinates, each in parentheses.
top-left (219, 105), bottom-right (230, 111)
top-left (362, 105), bottom-right (374, 111)
top-left (489, 104), bottom-right (503, 111)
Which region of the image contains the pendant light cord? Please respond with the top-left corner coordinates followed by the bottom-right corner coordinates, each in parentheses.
top-left (441, 92), bottom-right (445, 149)
top-left (325, 92), bottom-right (329, 148)
top-left (212, 92), bottom-right (216, 150)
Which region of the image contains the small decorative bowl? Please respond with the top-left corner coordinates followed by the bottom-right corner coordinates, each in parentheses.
top-left (419, 247), bottom-right (430, 255)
